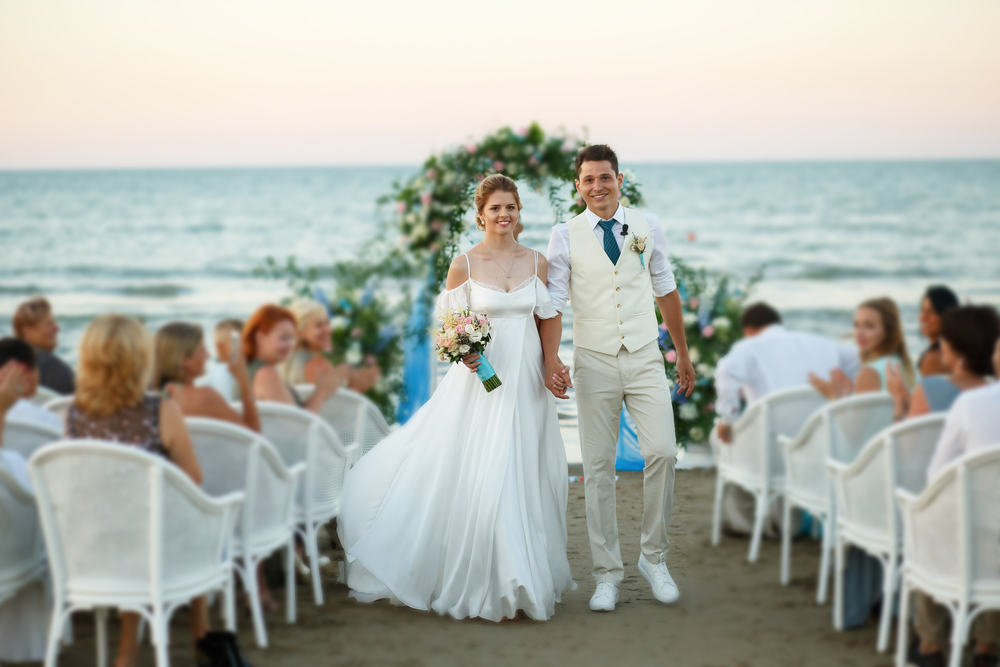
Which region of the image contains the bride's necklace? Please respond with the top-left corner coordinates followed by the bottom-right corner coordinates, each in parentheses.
top-left (482, 244), bottom-right (519, 278)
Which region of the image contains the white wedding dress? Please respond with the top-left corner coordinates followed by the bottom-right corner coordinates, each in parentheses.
top-left (338, 253), bottom-right (575, 621)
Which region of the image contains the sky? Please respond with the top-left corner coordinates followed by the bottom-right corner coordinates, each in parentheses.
top-left (1, 0), bottom-right (999, 169)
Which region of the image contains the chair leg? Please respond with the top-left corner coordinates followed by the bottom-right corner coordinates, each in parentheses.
top-left (44, 606), bottom-right (67, 667)
top-left (711, 474), bottom-right (725, 547)
top-left (306, 522), bottom-right (324, 605)
top-left (780, 498), bottom-right (793, 585)
top-left (241, 557), bottom-right (269, 648)
top-left (223, 568), bottom-right (237, 632)
top-left (151, 609), bottom-right (169, 667)
top-left (947, 603), bottom-right (968, 667)
top-left (748, 491), bottom-right (769, 563)
top-left (95, 607), bottom-right (108, 667)
top-left (833, 536), bottom-right (846, 631)
top-left (286, 538), bottom-right (297, 625)
top-left (817, 516), bottom-right (832, 605)
top-left (895, 578), bottom-right (911, 667)
top-left (877, 556), bottom-right (896, 652)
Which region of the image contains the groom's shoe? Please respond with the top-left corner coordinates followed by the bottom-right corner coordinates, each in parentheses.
top-left (638, 554), bottom-right (680, 604)
top-left (589, 582), bottom-right (619, 612)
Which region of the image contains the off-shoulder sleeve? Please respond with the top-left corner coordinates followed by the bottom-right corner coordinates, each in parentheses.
top-left (434, 280), bottom-right (471, 318)
top-left (533, 278), bottom-right (558, 320)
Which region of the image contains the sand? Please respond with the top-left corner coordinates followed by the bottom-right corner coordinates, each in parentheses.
top-left (28, 470), bottom-right (894, 667)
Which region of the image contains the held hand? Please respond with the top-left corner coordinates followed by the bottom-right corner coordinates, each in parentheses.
top-left (716, 422), bottom-right (733, 445)
top-left (544, 359), bottom-right (572, 400)
top-left (675, 354), bottom-right (696, 397)
top-left (462, 353), bottom-right (481, 374)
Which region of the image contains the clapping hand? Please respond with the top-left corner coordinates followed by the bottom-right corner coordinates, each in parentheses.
top-left (0, 360), bottom-right (29, 413)
top-left (809, 368), bottom-right (853, 400)
top-left (885, 361), bottom-right (910, 419)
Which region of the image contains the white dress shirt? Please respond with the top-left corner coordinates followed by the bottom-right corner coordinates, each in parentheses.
top-left (8, 398), bottom-right (62, 431)
top-left (926, 381), bottom-right (1000, 482)
top-left (546, 203), bottom-right (677, 313)
top-left (714, 325), bottom-right (862, 425)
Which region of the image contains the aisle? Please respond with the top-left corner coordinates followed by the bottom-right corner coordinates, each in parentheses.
top-left (47, 470), bottom-right (889, 667)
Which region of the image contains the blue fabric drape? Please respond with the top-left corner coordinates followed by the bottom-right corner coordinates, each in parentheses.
top-left (614, 405), bottom-right (644, 471)
top-left (397, 264), bottom-right (435, 424)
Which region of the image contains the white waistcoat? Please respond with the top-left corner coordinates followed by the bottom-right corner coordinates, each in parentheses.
top-left (568, 207), bottom-right (659, 355)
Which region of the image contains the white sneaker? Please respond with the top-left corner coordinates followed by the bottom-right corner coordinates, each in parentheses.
top-left (638, 554), bottom-right (680, 604)
top-left (589, 582), bottom-right (619, 612)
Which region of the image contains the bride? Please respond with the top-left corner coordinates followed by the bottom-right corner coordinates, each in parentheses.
top-left (338, 174), bottom-right (575, 621)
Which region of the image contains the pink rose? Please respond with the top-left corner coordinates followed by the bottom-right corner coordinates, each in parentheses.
top-left (429, 242), bottom-right (440, 252)
top-left (665, 350), bottom-right (677, 363)
top-left (425, 168), bottom-right (437, 180)
top-left (466, 316), bottom-right (475, 324)
top-left (706, 403), bottom-right (714, 412)
top-left (518, 126), bottom-right (529, 137)
top-left (365, 355), bottom-right (376, 366)
top-left (350, 328), bottom-right (363, 339)
top-left (420, 193), bottom-right (433, 206)
top-left (528, 156), bottom-right (539, 166)
top-left (493, 161), bottom-right (505, 171)
top-left (690, 298), bottom-right (699, 309)
top-left (466, 143), bottom-right (477, 154)
top-left (395, 202), bottom-right (406, 213)
top-left (702, 325), bottom-right (715, 338)
top-left (659, 322), bottom-right (668, 330)
top-left (430, 220), bottom-right (442, 232)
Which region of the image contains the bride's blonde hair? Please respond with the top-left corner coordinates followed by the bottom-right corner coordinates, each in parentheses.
top-left (474, 174), bottom-right (522, 231)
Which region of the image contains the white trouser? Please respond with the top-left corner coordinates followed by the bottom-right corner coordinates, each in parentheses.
top-left (573, 340), bottom-right (677, 586)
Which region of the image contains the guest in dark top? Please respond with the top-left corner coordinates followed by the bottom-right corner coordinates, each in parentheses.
top-left (917, 285), bottom-right (960, 377)
top-left (12, 296), bottom-right (75, 395)
top-left (67, 313), bottom-right (207, 667)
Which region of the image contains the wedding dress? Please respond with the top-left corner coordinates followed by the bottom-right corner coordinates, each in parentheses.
top-left (338, 252), bottom-right (575, 621)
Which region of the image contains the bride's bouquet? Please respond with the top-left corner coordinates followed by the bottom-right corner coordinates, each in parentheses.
top-left (435, 307), bottom-right (502, 392)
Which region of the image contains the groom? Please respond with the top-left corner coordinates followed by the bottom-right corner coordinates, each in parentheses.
top-left (542, 144), bottom-right (695, 612)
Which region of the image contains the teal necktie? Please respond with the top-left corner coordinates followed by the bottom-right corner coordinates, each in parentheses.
top-left (597, 219), bottom-right (620, 264)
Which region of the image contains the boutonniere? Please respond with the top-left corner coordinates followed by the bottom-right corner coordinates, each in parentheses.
top-left (629, 233), bottom-right (647, 269)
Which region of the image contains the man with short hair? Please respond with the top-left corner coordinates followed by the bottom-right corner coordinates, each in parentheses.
top-left (12, 296), bottom-right (75, 395)
top-left (712, 302), bottom-right (860, 534)
top-left (0, 337), bottom-right (63, 431)
top-left (543, 144), bottom-right (695, 612)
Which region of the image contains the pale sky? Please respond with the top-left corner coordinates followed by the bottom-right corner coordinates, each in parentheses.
top-left (2, 0), bottom-right (999, 168)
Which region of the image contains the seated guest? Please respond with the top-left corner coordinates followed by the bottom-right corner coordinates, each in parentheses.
top-left (201, 318), bottom-right (244, 401)
top-left (12, 296), bottom-right (75, 395)
top-left (917, 285), bottom-right (960, 377)
top-left (282, 298), bottom-right (369, 393)
top-left (809, 296), bottom-right (917, 399)
top-left (0, 359), bottom-right (48, 663)
top-left (0, 338), bottom-right (62, 431)
top-left (153, 322), bottom-right (260, 432)
top-left (67, 314), bottom-right (209, 667)
top-left (243, 304), bottom-right (344, 414)
top-left (887, 305), bottom-right (998, 420)
top-left (712, 302), bottom-right (861, 535)
top-left (908, 336), bottom-right (1000, 667)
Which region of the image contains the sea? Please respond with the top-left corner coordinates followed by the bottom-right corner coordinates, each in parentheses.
top-left (2, 161), bottom-right (998, 461)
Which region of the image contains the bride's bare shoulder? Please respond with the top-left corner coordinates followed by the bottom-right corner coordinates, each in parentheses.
top-left (446, 252), bottom-right (471, 290)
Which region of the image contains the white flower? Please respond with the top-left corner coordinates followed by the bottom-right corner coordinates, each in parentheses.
top-left (697, 363), bottom-right (713, 378)
top-left (620, 196), bottom-right (631, 208)
top-left (712, 317), bottom-right (731, 329)
top-left (345, 344), bottom-right (363, 366)
top-left (689, 347), bottom-right (701, 364)
top-left (469, 332), bottom-right (482, 343)
top-left (330, 316), bottom-right (350, 331)
top-left (459, 344), bottom-right (470, 355)
top-left (679, 403), bottom-right (698, 421)
top-left (689, 426), bottom-right (705, 442)
top-left (412, 224), bottom-right (429, 241)
top-left (464, 323), bottom-right (476, 335)
top-left (682, 312), bottom-right (698, 327)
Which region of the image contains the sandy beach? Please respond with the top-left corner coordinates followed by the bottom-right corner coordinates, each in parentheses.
top-left (35, 468), bottom-right (893, 667)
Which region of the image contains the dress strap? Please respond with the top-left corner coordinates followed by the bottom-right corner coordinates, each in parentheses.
top-left (464, 252), bottom-right (471, 279)
top-left (533, 250), bottom-right (538, 276)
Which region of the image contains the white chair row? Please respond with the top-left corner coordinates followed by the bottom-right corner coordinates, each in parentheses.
top-left (294, 386), bottom-right (394, 458)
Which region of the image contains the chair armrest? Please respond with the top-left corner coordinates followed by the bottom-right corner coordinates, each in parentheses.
top-left (287, 462), bottom-right (307, 481)
top-left (777, 435), bottom-right (793, 451)
top-left (894, 488), bottom-right (918, 510)
top-left (344, 442), bottom-right (361, 466)
top-left (731, 403), bottom-right (763, 437)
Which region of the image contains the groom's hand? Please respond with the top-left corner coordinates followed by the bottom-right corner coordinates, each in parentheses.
top-left (545, 359), bottom-right (572, 399)
top-left (675, 353), bottom-right (696, 397)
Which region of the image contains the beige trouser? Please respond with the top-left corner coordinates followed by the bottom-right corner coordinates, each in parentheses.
top-left (915, 592), bottom-right (1000, 647)
top-left (573, 340), bottom-right (677, 586)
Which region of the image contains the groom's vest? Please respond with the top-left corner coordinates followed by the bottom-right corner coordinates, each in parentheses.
top-left (568, 208), bottom-right (659, 355)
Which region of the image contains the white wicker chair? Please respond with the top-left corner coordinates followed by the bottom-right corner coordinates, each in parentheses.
top-left (2, 418), bottom-right (63, 461)
top-left (895, 445), bottom-right (1000, 667)
top-left (295, 385), bottom-right (394, 458)
top-left (711, 385), bottom-right (828, 563)
top-left (184, 418), bottom-right (303, 648)
top-left (254, 401), bottom-right (358, 605)
top-left (28, 441), bottom-right (243, 667)
top-left (827, 413), bottom-right (945, 652)
top-left (41, 397), bottom-right (73, 425)
top-left (30, 386), bottom-right (62, 408)
top-left (778, 392), bottom-right (895, 603)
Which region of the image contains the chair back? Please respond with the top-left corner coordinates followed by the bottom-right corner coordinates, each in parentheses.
top-left (2, 418), bottom-right (63, 460)
top-left (42, 396), bottom-right (74, 425)
top-left (30, 385), bottom-right (62, 407)
top-left (255, 402), bottom-right (354, 519)
top-left (185, 418), bottom-right (297, 552)
top-left (826, 393), bottom-right (895, 464)
top-left (28, 441), bottom-right (237, 600)
top-left (0, 464), bottom-right (45, 604)
top-left (723, 386), bottom-right (826, 486)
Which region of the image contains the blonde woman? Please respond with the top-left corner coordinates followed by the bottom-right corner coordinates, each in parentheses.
top-left (153, 321), bottom-right (260, 432)
top-left (283, 299), bottom-right (374, 394)
top-left (66, 314), bottom-right (207, 667)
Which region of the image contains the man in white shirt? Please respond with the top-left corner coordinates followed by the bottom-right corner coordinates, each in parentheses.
top-left (712, 303), bottom-right (860, 534)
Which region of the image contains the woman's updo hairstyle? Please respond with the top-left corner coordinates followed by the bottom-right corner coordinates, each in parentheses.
top-left (474, 174), bottom-right (522, 231)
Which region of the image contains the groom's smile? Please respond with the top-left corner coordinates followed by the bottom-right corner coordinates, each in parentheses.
top-left (575, 159), bottom-right (624, 219)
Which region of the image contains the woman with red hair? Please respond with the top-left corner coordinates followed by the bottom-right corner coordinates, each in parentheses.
top-left (243, 304), bottom-right (345, 414)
